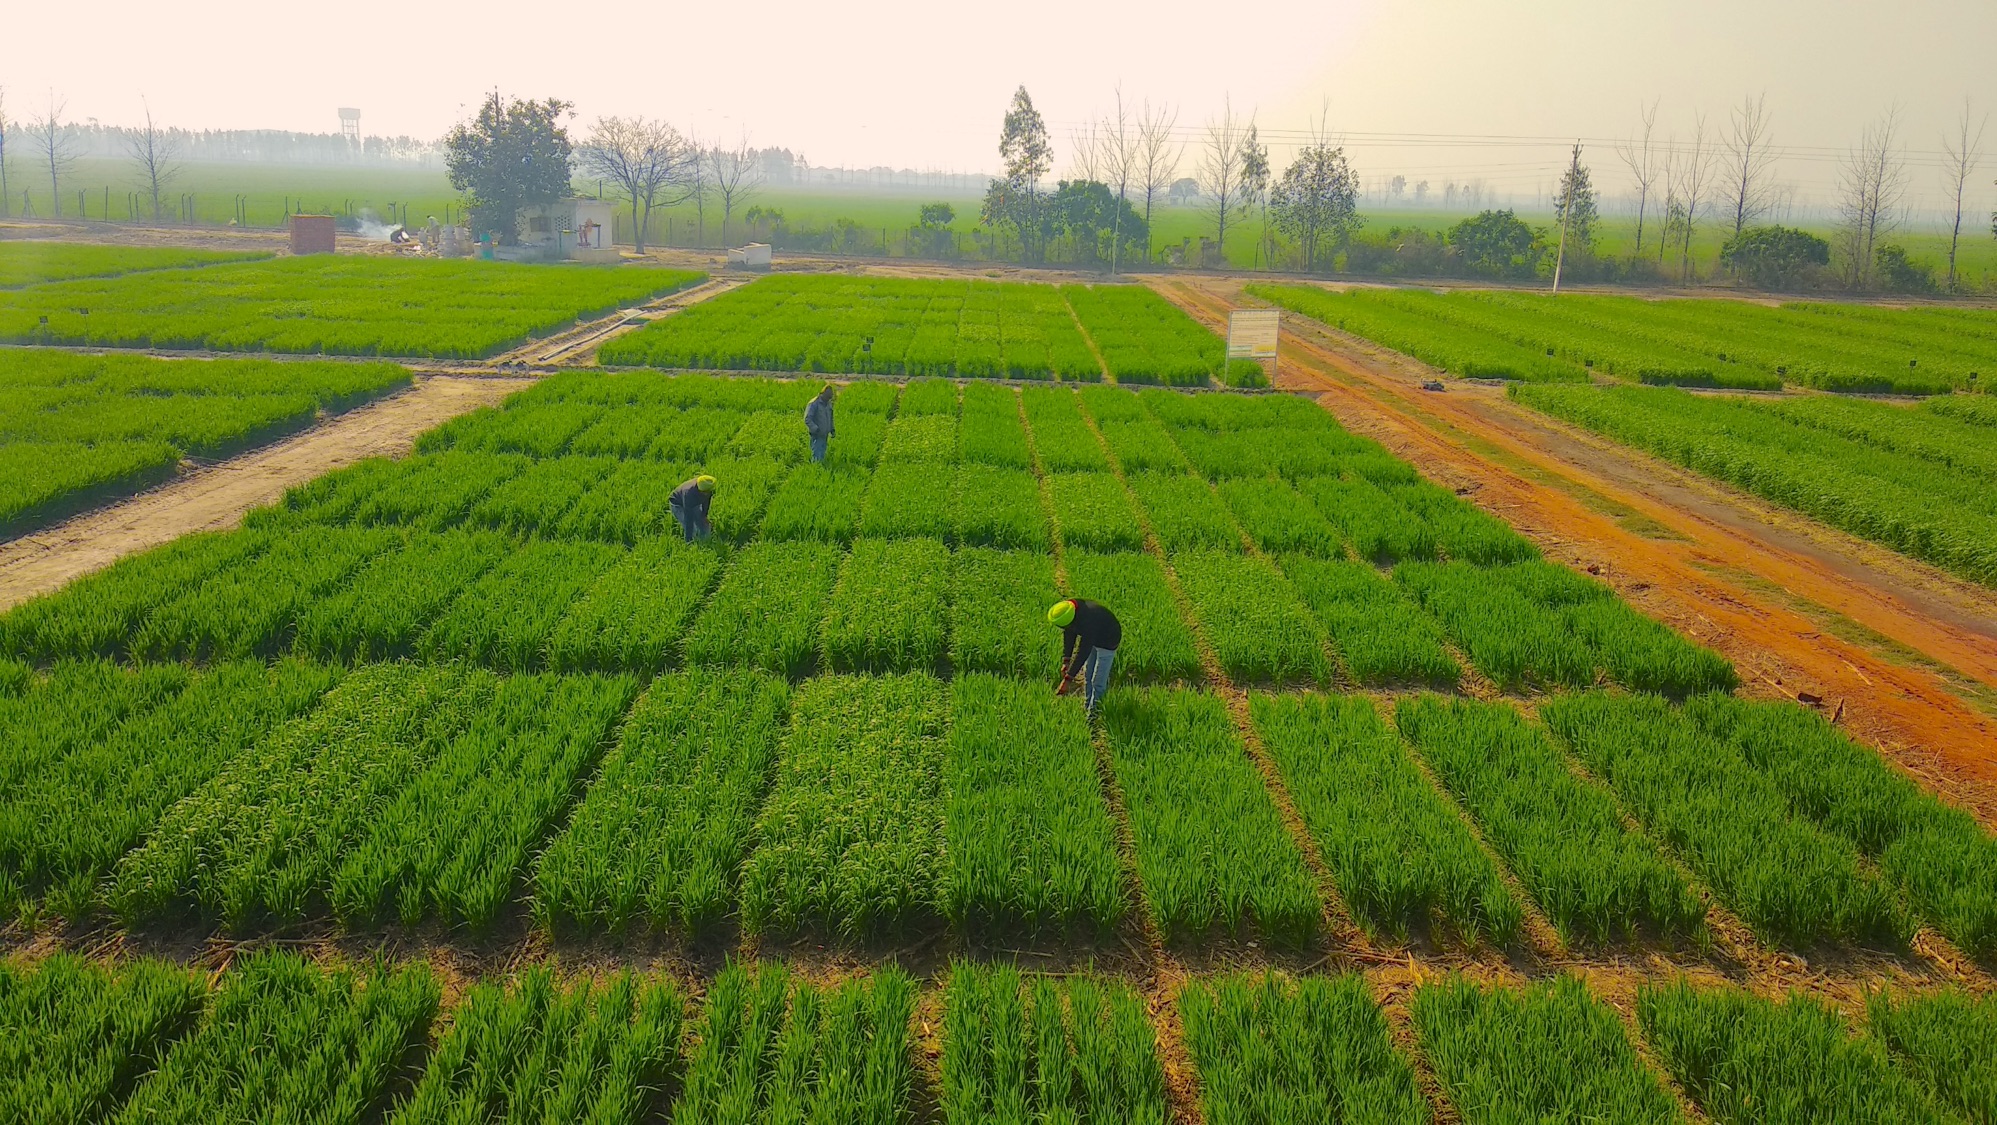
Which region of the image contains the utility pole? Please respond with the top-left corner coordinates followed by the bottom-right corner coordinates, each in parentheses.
top-left (1551, 141), bottom-right (1580, 294)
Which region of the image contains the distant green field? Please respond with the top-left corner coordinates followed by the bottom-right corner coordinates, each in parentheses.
top-left (0, 242), bottom-right (267, 288)
top-left (30, 159), bottom-right (1997, 286)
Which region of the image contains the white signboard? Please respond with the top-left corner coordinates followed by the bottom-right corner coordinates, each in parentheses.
top-left (1227, 310), bottom-right (1281, 360)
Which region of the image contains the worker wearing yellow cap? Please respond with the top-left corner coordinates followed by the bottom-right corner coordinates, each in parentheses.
top-left (1048, 598), bottom-right (1121, 718)
top-left (670, 474), bottom-right (717, 541)
top-left (804, 383), bottom-right (837, 463)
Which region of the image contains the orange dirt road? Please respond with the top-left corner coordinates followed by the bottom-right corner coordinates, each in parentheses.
top-left (0, 375), bottom-right (528, 612)
top-left (1157, 277), bottom-right (1997, 825)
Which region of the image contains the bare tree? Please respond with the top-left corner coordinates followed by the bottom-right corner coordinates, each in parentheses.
top-left (1835, 108), bottom-right (1908, 288)
top-left (1197, 97), bottom-right (1253, 267)
top-left (577, 116), bottom-right (691, 253)
top-left (30, 91), bottom-right (77, 219)
top-left (1099, 90), bottom-right (1138, 274)
top-left (1721, 92), bottom-right (1776, 239)
top-left (1614, 99), bottom-right (1663, 258)
top-left (0, 87), bottom-right (11, 219)
top-left (1940, 98), bottom-right (1987, 293)
top-left (1669, 115), bottom-right (1713, 281)
top-left (1240, 124), bottom-right (1270, 268)
top-left (706, 134), bottom-right (766, 248)
top-left (1068, 122), bottom-right (1103, 184)
top-left (1134, 99), bottom-right (1182, 262)
top-left (684, 134), bottom-right (710, 246)
top-left (127, 99), bottom-right (183, 222)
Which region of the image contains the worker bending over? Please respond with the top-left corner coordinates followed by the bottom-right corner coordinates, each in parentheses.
top-left (804, 383), bottom-right (837, 463)
top-left (671, 475), bottom-right (716, 541)
top-left (1049, 598), bottom-right (1121, 718)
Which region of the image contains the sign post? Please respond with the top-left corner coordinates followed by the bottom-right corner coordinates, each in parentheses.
top-left (1225, 309), bottom-right (1281, 386)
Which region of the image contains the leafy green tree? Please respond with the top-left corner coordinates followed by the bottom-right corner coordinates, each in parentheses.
top-left (983, 86), bottom-right (1053, 262)
top-left (1270, 143), bottom-right (1360, 272)
top-left (1049, 180), bottom-right (1147, 267)
top-left (1553, 147), bottom-right (1598, 252)
top-left (1719, 225), bottom-right (1829, 290)
top-left (1447, 210), bottom-right (1541, 279)
top-left (1873, 244), bottom-right (1937, 293)
top-left (918, 202), bottom-right (956, 228)
top-left (1240, 125), bottom-right (1270, 267)
top-left (445, 93), bottom-right (575, 246)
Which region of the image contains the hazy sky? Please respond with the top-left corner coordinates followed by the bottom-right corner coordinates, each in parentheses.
top-left (4, 0), bottom-right (1993, 213)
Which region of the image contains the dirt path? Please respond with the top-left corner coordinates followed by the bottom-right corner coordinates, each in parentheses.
top-left (1154, 277), bottom-right (1997, 826)
top-left (0, 375), bottom-right (527, 610)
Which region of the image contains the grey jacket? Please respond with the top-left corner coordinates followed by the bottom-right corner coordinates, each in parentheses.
top-left (804, 397), bottom-right (835, 439)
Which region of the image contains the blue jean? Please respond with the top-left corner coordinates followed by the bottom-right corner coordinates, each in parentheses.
top-left (810, 433), bottom-right (829, 462)
top-left (1082, 646), bottom-right (1116, 715)
top-left (676, 511), bottom-right (710, 542)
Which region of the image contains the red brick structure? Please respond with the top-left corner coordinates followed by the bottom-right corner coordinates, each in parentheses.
top-left (289, 215), bottom-right (337, 254)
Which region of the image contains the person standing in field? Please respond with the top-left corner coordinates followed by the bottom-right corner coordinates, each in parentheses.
top-left (804, 383), bottom-right (837, 464)
top-left (1049, 598), bottom-right (1121, 719)
top-left (670, 475), bottom-right (716, 542)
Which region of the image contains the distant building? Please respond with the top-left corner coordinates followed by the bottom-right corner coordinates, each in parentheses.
top-left (515, 198), bottom-right (620, 262)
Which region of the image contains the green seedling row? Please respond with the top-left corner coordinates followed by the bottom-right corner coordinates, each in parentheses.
top-left (942, 963), bottom-right (1167, 1124)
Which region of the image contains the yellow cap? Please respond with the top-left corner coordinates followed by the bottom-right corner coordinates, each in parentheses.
top-left (695, 475), bottom-right (716, 492)
top-left (1047, 600), bottom-right (1076, 627)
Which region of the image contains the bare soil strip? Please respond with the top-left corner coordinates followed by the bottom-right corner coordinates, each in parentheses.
top-left (1153, 278), bottom-right (1997, 828)
top-left (0, 375), bottom-right (527, 610)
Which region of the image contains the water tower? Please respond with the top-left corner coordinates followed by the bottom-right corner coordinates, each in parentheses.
top-left (338, 108), bottom-right (361, 145)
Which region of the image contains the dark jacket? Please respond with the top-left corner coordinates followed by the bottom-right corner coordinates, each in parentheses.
top-left (670, 479), bottom-right (712, 525)
top-left (1061, 599), bottom-right (1122, 678)
top-left (804, 396), bottom-right (835, 439)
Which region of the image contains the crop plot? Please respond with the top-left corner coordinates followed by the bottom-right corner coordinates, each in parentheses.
top-left (738, 674), bottom-right (948, 937)
top-left (0, 954), bottom-right (205, 1123)
top-left (1061, 550), bottom-right (1203, 682)
top-left (1251, 693), bottom-right (1517, 944)
top-left (131, 526), bottom-right (398, 661)
top-left (1278, 555), bottom-right (1459, 687)
top-left (821, 537), bottom-right (952, 672)
top-left (1640, 980), bottom-right (1941, 1123)
top-left (758, 464), bottom-right (869, 542)
top-left (953, 466), bottom-right (1050, 549)
top-left (0, 240), bottom-right (266, 287)
top-left (1412, 974), bottom-right (1682, 1125)
top-left (676, 962), bottom-right (914, 1124)
top-left (880, 412), bottom-right (960, 463)
top-left (948, 548), bottom-right (1059, 677)
top-left (1516, 382), bottom-right (1997, 589)
top-left (0, 256), bottom-right (703, 358)
top-left (943, 676), bottom-right (1125, 935)
top-left (1102, 687), bottom-right (1320, 945)
top-left (0, 350), bottom-right (409, 534)
top-left (1062, 284), bottom-right (1222, 385)
top-left (1127, 471), bottom-right (1244, 552)
top-left (1396, 695), bottom-right (1704, 946)
top-left (1297, 474), bottom-right (1437, 563)
top-left (1544, 692), bottom-right (1910, 950)
top-left (601, 274), bottom-right (1105, 379)
top-left (1867, 989), bottom-right (1997, 1122)
top-left (114, 950), bottom-right (438, 1125)
top-left (466, 454), bottom-right (616, 535)
top-left (328, 672), bottom-right (638, 928)
top-left (0, 659), bottom-right (339, 917)
top-left (418, 539), bottom-right (627, 670)
top-left (683, 540), bottom-right (842, 676)
top-left (1048, 471), bottom-right (1146, 552)
top-left (536, 670), bottom-right (789, 932)
top-left (547, 537), bottom-right (724, 674)
top-left (394, 968), bottom-right (683, 1124)
top-left (1217, 477), bottom-right (1344, 556)
top-left (1180, 973), bottom-right (1427, 1125)
top-left (294, 531), bottom-right (511, 661)
top-left (1170, 549), bottom-right (1332, 685)
top-left (859, 462), bottom-right (956, 539)
top-left (943, 963), bottom-right (1166, 1124)
top-left (0, 528), bottom-right (267, 660)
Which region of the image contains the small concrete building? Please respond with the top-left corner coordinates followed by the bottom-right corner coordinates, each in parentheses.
top-left (517, 198), bottom-right (620, 262)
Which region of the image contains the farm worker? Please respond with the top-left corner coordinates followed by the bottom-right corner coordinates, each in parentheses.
top-left (804, 383), bottom-right (837, 463)
top-left (670, 475), bottom-right (716, 542)
top-left (1049, 599), bottom-right (1121, 718)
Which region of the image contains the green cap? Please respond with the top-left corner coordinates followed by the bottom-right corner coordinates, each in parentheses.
top-left (1047, 600), bottom-right (1076, 627)
top-left (695, 475), bottom-right (716, 492)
